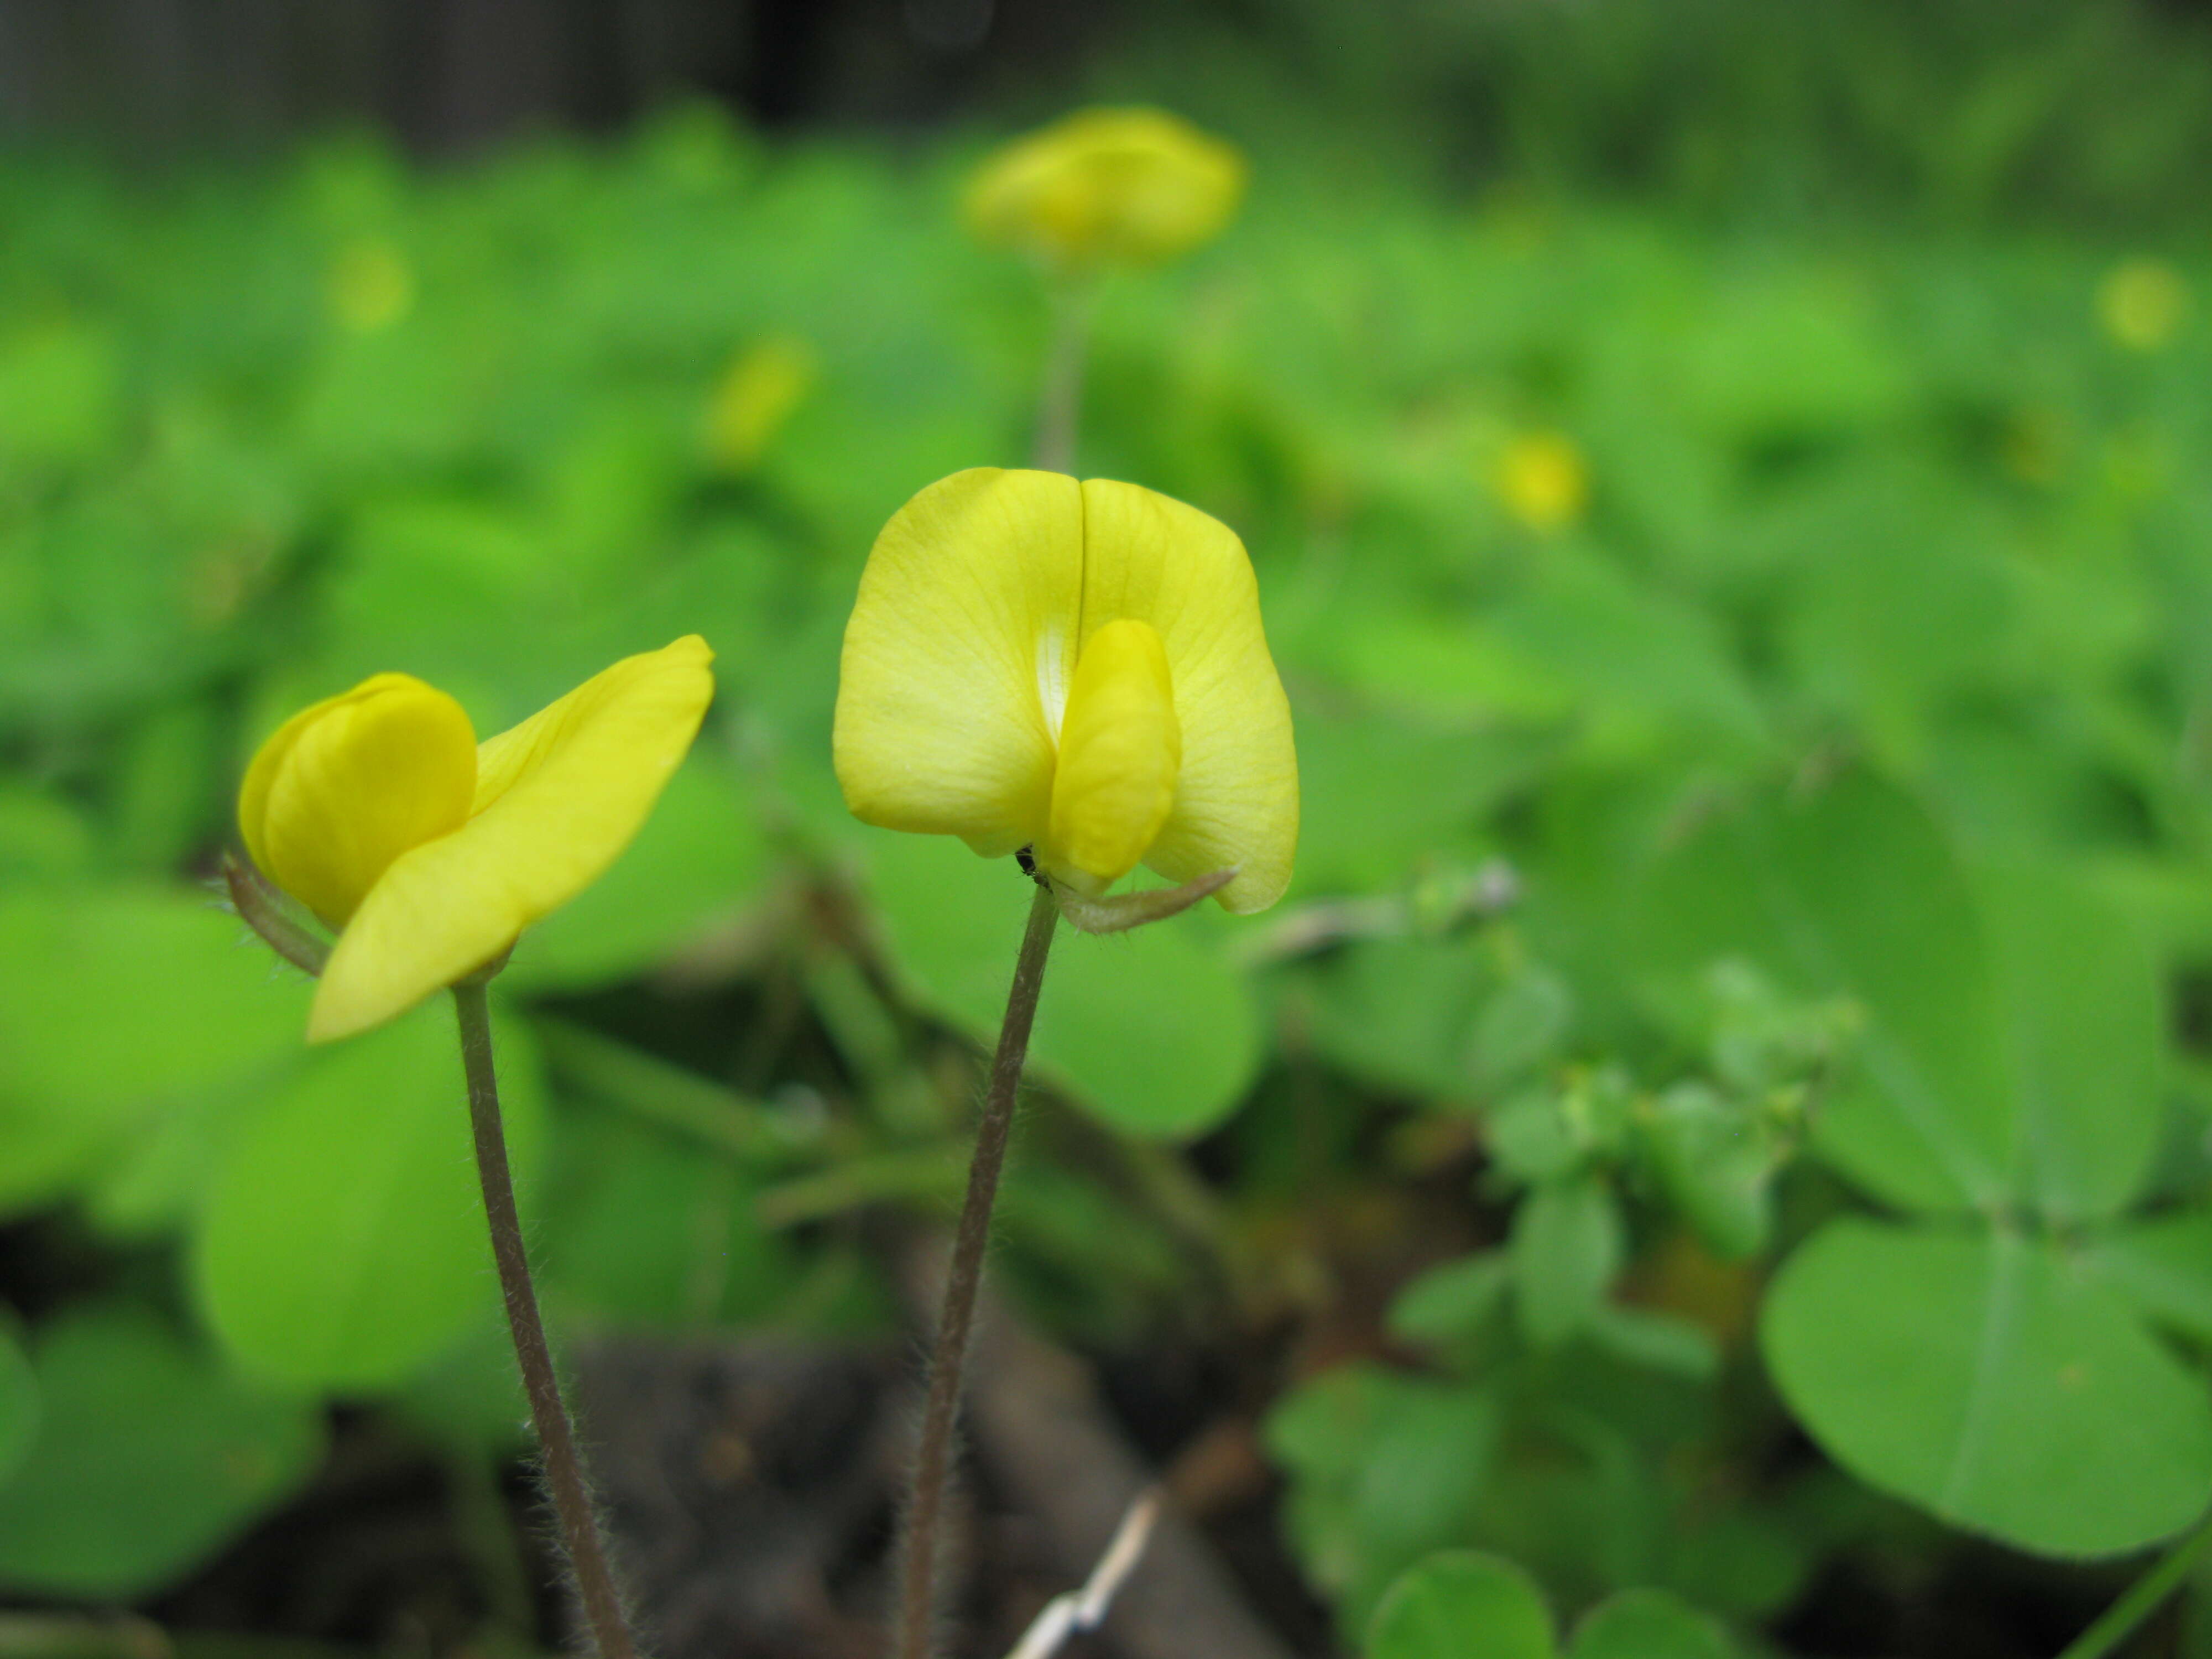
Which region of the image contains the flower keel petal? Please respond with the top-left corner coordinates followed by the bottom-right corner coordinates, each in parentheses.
top-left (1077, 480), bottom-right (1297, 912)
top-left (1044, 618), bottom-right (1180, 891)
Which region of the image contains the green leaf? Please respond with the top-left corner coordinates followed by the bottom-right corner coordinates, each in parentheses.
top-left (192, 1001), bottom-right (547, 1390)
top-left (1761, 1218), bottom-right (2212, 1557)
top-left (1265, 1364), bottom-right (1498, 1623)
top-left (1489, 1089), bottom-right (1587, 1183)
top-left (0, 1307), bottom-right (323, 1597)
top-left (0, 1327), bottom-right (33, 1489)
top-left (1512, 1176), bottom-right (1624, 1346)
top-left (1642, 1082), bottom-right (1775, 1258)
top-left (1583, 1305), bottom-right (1720, 1381)
top-left (1569, 1589), bottom-right (1735, 1659)
top-left (1473, 966), bottom-right (1574, 1090)
top-left (504, 758), bottom-right (768, 993)
top-left (864, 833), bottom-right (1262, 1138)
top-left (0, 885), bottom-right (310, 1215)
top-left (540, 1103), bottom-right (794, 1328)
top-left (1632, 770), bottom-right (2019, 1216)
top-left (1979, 868), bottom-right (2162, 1223)
top-left (1391, 1251), bottom-right (1512, 1347)
top-left (1302, 933), bottom-right (1490, 1100)
top-left (2082, 1209), bottom-right (2212, 1345)
top-left (1368, 1551), bottom-right (1555, 1659)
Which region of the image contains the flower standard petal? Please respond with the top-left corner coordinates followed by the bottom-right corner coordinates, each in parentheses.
top-left (964, 108), bottom-right (1246, 270)
top-left (1076, 479), bottom-right (1297, 912)
top-left (309, 637), bottom-right (715, 1041)
top-left (241, 674), bottom-right (478, 929)
top-left (1043, 618), bottom-right (1181, 893)
top-left (834, 468), bottom-right (1083, 858)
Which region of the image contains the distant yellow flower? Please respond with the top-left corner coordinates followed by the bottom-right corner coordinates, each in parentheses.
top-left (964, 108), bottom-right (1245, 272)
top-left (834, 469), bottom-right (1296, 912)
top-left (327, 237), bottom-right (415, 333)
top-left (2099, 259), bottom-right (2190, 352)
top-left (241, 638), bottom-right (714, 1041)
top-left (703, 336), bottom-right (816, 472)
top-left (1497, 432), bottom-right (1588, 534)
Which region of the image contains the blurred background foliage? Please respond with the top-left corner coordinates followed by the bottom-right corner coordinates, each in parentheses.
top-left (5, 1), bottom-right (2212, 1655)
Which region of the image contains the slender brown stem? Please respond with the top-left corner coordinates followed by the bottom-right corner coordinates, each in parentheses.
top-left (894, 879), bottom-right (1061, 1659)
top-left (452, 980), bottom-right (638, 1659)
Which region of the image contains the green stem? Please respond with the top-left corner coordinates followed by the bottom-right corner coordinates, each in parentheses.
top-left (1031, 278), bottom-right (1093, 473)
top-left (2057, 1512), bottom-right (2212, 1659)
top-left (452, 981), bottom-right (638, 1659)
top-left (893, 879), bottom-right (1061, 1659)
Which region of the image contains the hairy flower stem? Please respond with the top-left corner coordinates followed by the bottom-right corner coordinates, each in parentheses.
top-left (895, 880), bottom-right (1061, 1659)
top-left (452, 980), bottom-right (637, 1659)
top-left (2057, 1511), bottom-right (2212, 1659)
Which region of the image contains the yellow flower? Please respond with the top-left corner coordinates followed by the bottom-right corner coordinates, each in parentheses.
top-left (963, 108), bottom-right (1245, 272)
top-left (240, 638), bottom-right (714, 1042)
top-left (703, 335), bottom-right (817, 472)
top-left (1497, 432), bottom-right (1588, 534)
top-left (2099, 259), bottom-right (2190, 352)
top-left (834, 469), bottom-right (1296, 912)
top-left (326, 237), bottom-right (415, 333)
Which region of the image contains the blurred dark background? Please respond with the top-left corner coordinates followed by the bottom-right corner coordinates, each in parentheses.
top-left (11, 0), bottom-right (2212, 234)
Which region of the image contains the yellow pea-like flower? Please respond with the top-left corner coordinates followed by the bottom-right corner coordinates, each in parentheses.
top-left (963, 107), bottom-right (1245, 272)
top-left (1498, 432), bottom-right (1589, 534)
top-left (833, 469), bottom-right (1297, 912)
top-left (240, 637), bottom-right (714, 1042)
top-left (2099, 258), bottom-right (2190, 352)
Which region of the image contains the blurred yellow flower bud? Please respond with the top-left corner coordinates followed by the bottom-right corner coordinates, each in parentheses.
top-left (703, 335), bottom-right (816, 472)
top-left (1497, 432), bottom-right (1589, 534)
top-left (2099, 259), bottom-right (2190, 352)
top-left (834, 468), bottom-right (1296, 911)
top-left (326, 237), bottom-right (415, 333)
top-left (963, 108), bottom-right (1246, 272)
top-left (240, 637), bottom-right (714, 1041)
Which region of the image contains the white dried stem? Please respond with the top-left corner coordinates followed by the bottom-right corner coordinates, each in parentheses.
top-left (1004, 1489), bottom-right (1163, 1659)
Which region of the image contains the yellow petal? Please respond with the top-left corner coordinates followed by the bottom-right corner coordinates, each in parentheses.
top-left (963, 107), bottom-right (1245, 270)
top-left (310, 637), bottom-right (715, 1041)
top-left (1078, 479), bottom-right (1297, 912)
top-left (833, 468), bottom-right (1082, 859)
top-left (1043, 618), bottom-right (1180, 892)
top-left (239, 674), bottom-right (477, 929)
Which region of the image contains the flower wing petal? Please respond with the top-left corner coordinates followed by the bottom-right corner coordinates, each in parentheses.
top-left (242, 675), bottom-right (478, 928)
top-left (310, 637), bottom-right (716, 1040)
top-left (833, 467), bottom-right (1082, 859)
top-left (1077, 479), bottom-right (1297, 912)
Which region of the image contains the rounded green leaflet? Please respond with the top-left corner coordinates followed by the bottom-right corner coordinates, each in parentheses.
top-left (193, 998), bottom-right (547, 1390)
top-left (1568, 1589), bottom-right (1735, 1659)
top-left (1368, 1550), bottom-right (1555, 1659)
top-left (1975, 866), bottom-right (2162, 1224)
top-left (1511, 1175), bottom-right (1624, 1347)
top-left (1761, 1218), bottom-right (2212, 1557)
top-left (0, 885), bottom-right (310, 1216)
top-left (864, 831), bottom-right (1261, 1137)
top-left (1629, 771), bottom-right (2163, 1225)
top-left (0, 1305), bottom-right (324, 1597)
